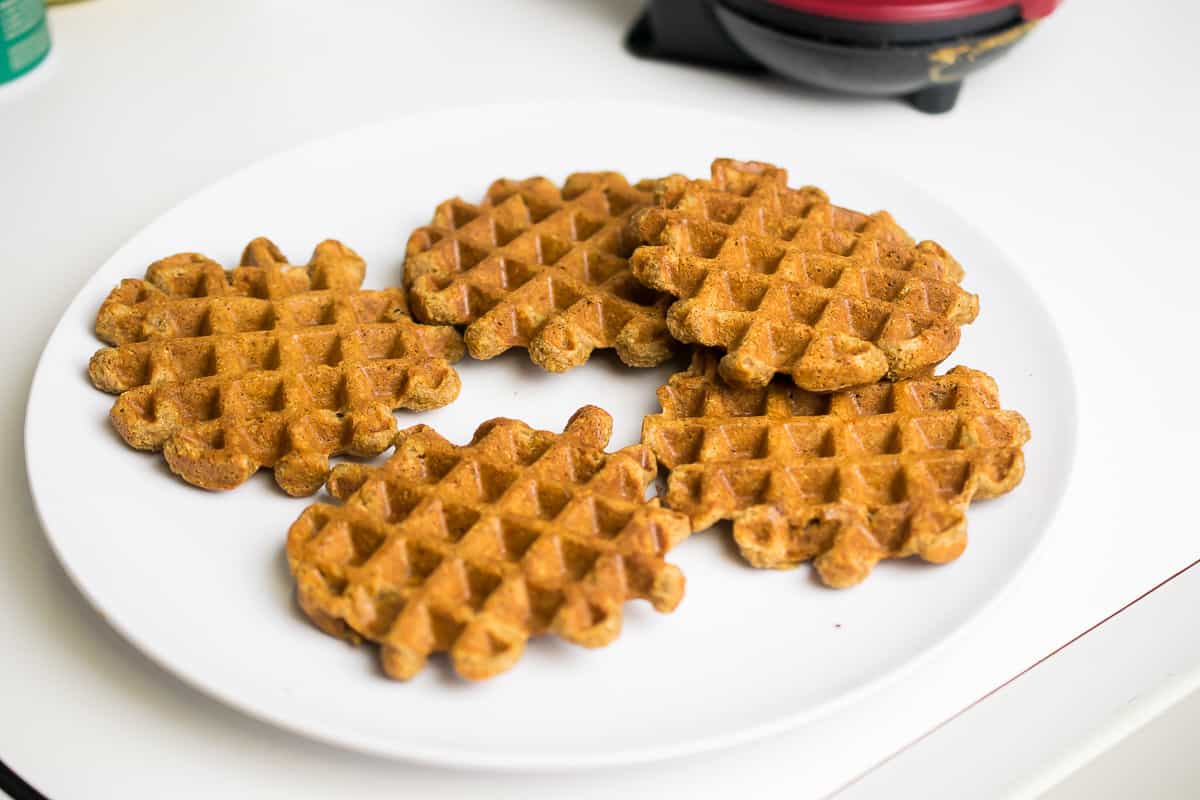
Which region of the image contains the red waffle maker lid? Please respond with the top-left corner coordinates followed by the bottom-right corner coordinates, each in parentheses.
top-left (766, 0), bottom-right (1059, 22)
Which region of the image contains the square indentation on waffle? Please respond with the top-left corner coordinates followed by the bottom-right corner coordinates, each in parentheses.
top-left (641, 350), bottom-right (1029, 588)
top-left (287, 405), bottom-right (691, 681)
top-left (631, 158), bottom-right (980, 392)
top-left (88, 237), bottom-right (465, 495)
top-left (404, 171), bottom-right (676, 373)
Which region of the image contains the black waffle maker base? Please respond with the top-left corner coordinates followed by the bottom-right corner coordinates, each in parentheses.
top-left (627, 0), bottom-right (1048, 113)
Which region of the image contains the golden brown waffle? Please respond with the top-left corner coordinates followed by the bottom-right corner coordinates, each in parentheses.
top-left (404, 171), bottom-right (674, 372)
top-left (88, 238), bottom-right (465, 495)
top-left (642, 351), bottom-right (1029, 588)
top-left (631, 158), bottom-right (979, 392)
top-left (287, 406), bottom-right (690, 681)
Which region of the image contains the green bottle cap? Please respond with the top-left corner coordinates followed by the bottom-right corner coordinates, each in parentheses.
top-left (0, 0), bottom-right (51, 85)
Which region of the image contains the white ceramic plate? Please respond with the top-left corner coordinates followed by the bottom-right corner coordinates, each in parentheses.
top-left (24, 105), bottom-right (1075, 769)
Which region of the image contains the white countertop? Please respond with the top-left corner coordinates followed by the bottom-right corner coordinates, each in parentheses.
top-left (2, 0), bottom-right (1197, 797)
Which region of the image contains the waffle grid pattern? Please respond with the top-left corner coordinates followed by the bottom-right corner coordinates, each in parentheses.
top-left (88, 238), bottom-right (465, 495)
top-left (288, 406), bottom-right (691, 681)
top-left (642, 351), bottom-right (1029, 587)
top-left (632, 159), bottom-right (979, 392)
top-left (404, 172), bottom-right (674, 372)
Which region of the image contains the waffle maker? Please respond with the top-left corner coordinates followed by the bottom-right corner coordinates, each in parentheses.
top-left (627, 0), bottom-right (1060, 113)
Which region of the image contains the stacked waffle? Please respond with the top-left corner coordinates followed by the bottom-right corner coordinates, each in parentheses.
top-left (635, 159), bottom-right (1026, 588)
top-left (86, 158), bottom-right (1029, 681)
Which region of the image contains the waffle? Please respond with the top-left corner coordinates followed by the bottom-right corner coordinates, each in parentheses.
top-left (404, 171), bottom-right (675, 372)
top-left (88, 238), bottom-right (465, 495)
top-left (631, 158), bottom-right (979, 392)
top-left (287, 406), bottom-right (691, 681)
top-left (642, 351), bottom-right (1029, 587)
